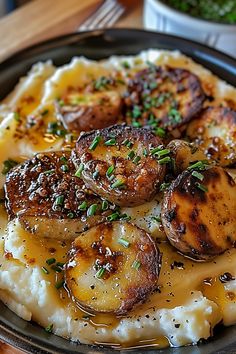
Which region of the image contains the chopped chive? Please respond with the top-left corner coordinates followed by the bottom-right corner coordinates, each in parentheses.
top-left (67, 211), bottom-right (75, 219)
top-left (118, 238), bottom-right (130, 248)
top-left (2, 159), bottom-right (18, 175)
top-left (51, 265), bottom-right (62, 273)
top-left (132, 260), bottom-right (141, 270)
top-left (192, 171), bottom-right (204, 181)
top-left (159, 182), bottom-right (171, 192)
top-left (65, 133), bottom-right (73, 143)
top-left (122, 139), bottom-right (133, 148)
top-left (132, 105), bottom-right (142, 119)
top-left (156, 149), bottom-right (170, 158)
top-left (168, 108), bottom-right (182, 124)
top-left (46, 258), bottom-right (56, 265)
top-left (56, 262), bottom-right (65, 268)
top-left (102, 200), bottom-right (109, 211)
top-left (41, 109), bottom-right (49, 116)
top-left (107, 212), bottom-right (120, 221)
top-left (61, 164), bottom-right (69, 172)
top-left (151, 216), bottom-right (162, 223)
top-left (119, 213), bottom-right (131, 221)
top-left (55, 195), bottom-right (64, 206)
top-left (95, 267), bottom-right (105, 279)
top-left (75, 163), bottom-right (84, 178)
top-left (56, 129), bottom-right (67, 137)
top-left (41, 266), bottom-right (49, 274)
top-left (121, 61), bottom-right (130, 69)
top-left (45, 324), bottom-right (53, 333)
top-left (13, 112), bottom-right (20, 121)
top-left (158, 156), bottom-right (171, 164)
top-left (43, 169), bottom-right (55, 175)
top-left (132, 120), bottom-right (142, 128)
top-left (106, 165), bottom-right (115, 177)
top-left (196, 182), bottom-right (208, 192)
top-left (87, 204), bottom-right (98, 217)
top-left (111, 179), bottom-right (125, 189)
top-left (55, 280), bottom-right (65, 289)
top-left (58, 99), bottom-right (64, 107)
top-left (155, 127), bottom-right (166, 138)
top-left (127, 151), bottom-right (135, 160)
top-left (187, 160), bottom-right (208, 171)
top-left (92, 170), bottom-right (99, 180)
top-left (133, 156), bottom-right (141, 165)
top-left (143, 148), bottom-right (148, 157)
top-left (78, 201), bottom-right (87, 211)
top-left (104, 138), bottom-right (116, 146)
top-left (150, 146), bottom-right (163, 155)
top-left (60, 156), bottom-right (68, 163)
top-left (89, 136), bottom-right (101, 151)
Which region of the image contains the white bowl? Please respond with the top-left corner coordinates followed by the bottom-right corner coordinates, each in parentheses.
top-left (143, 0), bottom-right (236, 57)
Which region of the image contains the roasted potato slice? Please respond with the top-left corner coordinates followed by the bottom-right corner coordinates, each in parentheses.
top-left (4, 152), bottom-right (113, 239)
top-left (187, 107), bottom-right (236, 167)
top-left (56, 90), bottom-right (122, 132)
top-left (161, 166), bottom-right (236, 260)
top-left (72, 125), bottom-right (166, 207)
top-left (124, 66), bottom-right (205, 131)
top-left (65, 221), bottom-right (162, 315)
top-left (167, 139), bottom-right (207, 175)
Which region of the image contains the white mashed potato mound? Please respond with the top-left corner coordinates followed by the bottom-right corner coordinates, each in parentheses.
top-left (0, 49), bottom-right (236, 349)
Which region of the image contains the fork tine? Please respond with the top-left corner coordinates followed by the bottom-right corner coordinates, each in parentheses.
top-left (96, 3), bottom-right (124, 29)
top-left (99, 5), bottom-right (124, 28)
top-left (79, 0), bottom-right (117, 31)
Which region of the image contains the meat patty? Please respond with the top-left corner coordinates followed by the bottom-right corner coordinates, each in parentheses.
top-left (72, 124), bottom-right (166, 207)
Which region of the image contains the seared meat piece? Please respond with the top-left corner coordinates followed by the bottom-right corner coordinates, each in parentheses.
top-left (4, 151), bottom-right (113, 239)
top-left (124, 66), bottom-right (205, 132)
top-left (161, 166), bottom-right (236, 260)
top-left (56, 91), bottom-right (122, 132)
top-left (187, 107), bottom-right (236, 167)
top-left (65, 221), bottom-right (162, 315)
top-left (72, 125), bottom-right (166, 207)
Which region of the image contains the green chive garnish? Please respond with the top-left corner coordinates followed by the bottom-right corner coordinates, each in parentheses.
top-left (55, 195), bottom-right (64, 206)
top-left (46, 258), bottom-right (56, 265)
top-left (192, 171), bottom-right (204, 181)
top-left (143, 148), bottom-right (148, 157)
top-left (127, 151), bottom-right (135, 160)
top-left (56, 262), bottom-right (65, 268)
top-left (122, 139), bottom-right (133, 148)
top-left (132, 260), bottom-right (141, 270)
top-left (75, 163), bottom-right (84, 178)
top-left (107, 212), bottom-right (120, 221)
top-left (111, 179), bottom-right (125, 189)
top-left (67, 212), bottom-right (75, 219)
top-left (104, 138), bottom-right (116, 146)
top-left (121, 61), bottom-right (130, 69)
top-left (41, 266), bottom-right (49, 274)
top-left (60, 156), bottom-right (68, 163)
top-left (87, 204), bottom-right (98, 217)
top-left (150, 146), bottom-right (163, 155)
top-left (43, 169), bottom-right (55, 175)
top-left (151, 216), bottom-right (162, 223)
top-left (156, 149), bottom-right (170, 158)
top-left (78, 201), bottom-right (87, 211)
top-left (118, 238), bottom-right (130, 248)
top-left (95, 268), bottom-right (105, 279)
top-left (92, 170), bottom-right (99, 180)
top-left (13, 112), bottom-right (20, 121)
top-left (55, 280), bottom-right (64, 289)
top-left (158, 156), bottom-right (171, 164)
top-left (61, 164), bottom-right (69, 172)
top-left (155, 127), bottom-right (166, 138)
top-left (133, 156), bottom-right (141, 165)
top-left (41, 109), bottom-right (49, 116)
top-left (45, 324), bottom-right (53, 333)
top-left (132, 120), bottom-right (142, 128)
top-left (119, 213), bottom-right (131, 221)
top-left (159, 182), bottom-right (171, 191)
top-left (89, 136), bottom-right (101, 151)
top-left (102, 200), bottom-right (109, 211)
top-left (132, 105), bottom-right (141, 119)
top-left (196, 183), bottom-right (208, 192)
top-left (187, 160), bottom-right (208, 171)
top-left (51, 265), bottom-right (62, 273)
top-left (106, 165), bottom-right (115, 177)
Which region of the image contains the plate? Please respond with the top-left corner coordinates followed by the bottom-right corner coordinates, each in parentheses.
top-left (0, 28), bottom-right (236, 354)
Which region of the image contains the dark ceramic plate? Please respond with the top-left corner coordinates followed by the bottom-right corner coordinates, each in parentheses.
top-left (0, 29), bottom-right (236, 354)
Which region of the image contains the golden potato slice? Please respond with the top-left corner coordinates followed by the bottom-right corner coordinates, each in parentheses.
top-left (72, 125), bottom-right (166, 207)
top-left (161, 166), bottom-right (236, 260)
top-left (4, 152), bottom-right (113, 239)
top-left (124, 66), bottom-right (205, 131)
top-left (65, 221), bottom-right (161, 315)
top-left (56, 90), bottom-right (122, 132)
top-left (187, 107), bottom-right (236, 167)
top-left (167, 139), bottom-right (207, 174)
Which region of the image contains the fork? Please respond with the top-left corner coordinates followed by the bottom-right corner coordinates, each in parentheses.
top-left (78, 0), bottom-right (125, 31)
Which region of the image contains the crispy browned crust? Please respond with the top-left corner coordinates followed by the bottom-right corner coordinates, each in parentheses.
top-left (186, 106), bottom-right (236, 167)
top-left (161, 166), bottom-right (236, 260)
top-left (56, 91), bottom-right (122, 132)
top-left (65, 221), bottom-right (162, 315)
top-left (4, 152), bottom-right (112, 233)
top-left (72, 124), bottom-right (166, 207)
top-left (124, 66), bottom-right (205, 131)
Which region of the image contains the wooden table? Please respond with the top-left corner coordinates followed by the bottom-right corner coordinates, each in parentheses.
top-left (0, 1), bottom-right (143, 352)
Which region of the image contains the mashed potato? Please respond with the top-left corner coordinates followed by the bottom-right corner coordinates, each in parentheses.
top-left (0, 50), bottom-right (236, 349)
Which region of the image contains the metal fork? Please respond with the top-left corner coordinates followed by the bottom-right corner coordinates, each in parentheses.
top-left (78, 0), bottom-right (125, 31)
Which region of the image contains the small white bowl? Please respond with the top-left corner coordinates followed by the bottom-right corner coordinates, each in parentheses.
top-left (143, 0), bottom-right (236, 57)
